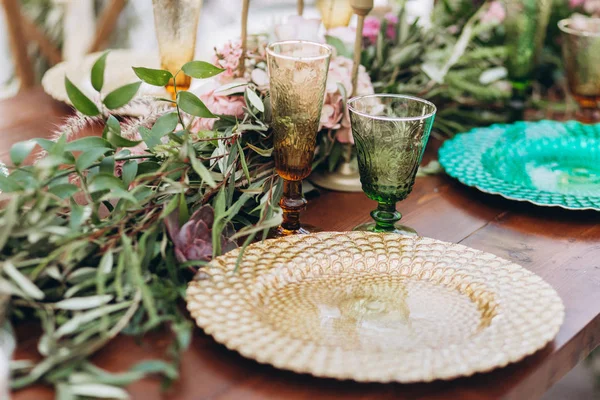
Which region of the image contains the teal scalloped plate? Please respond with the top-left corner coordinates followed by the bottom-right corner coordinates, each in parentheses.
top-left (439, 120), bottom-right (600, 210)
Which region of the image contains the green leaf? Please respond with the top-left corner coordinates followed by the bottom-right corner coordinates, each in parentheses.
top-left (55, 295), bottom-right (113, 310)
top-left (122, 160), bottom-right (138, 187)
top-left (247, 142), bottom-right (273, 157)
top-left (69, 383), bottom-right (129, 399)
top-left (65, 137), bottom-right (113, 152)
top-left (190, 154), bottom-right (216, 188)
top-left (236, 140), bottom-right (251, 183)
top-left (99, 156), bottom-right (115, 175)
top-left (132, 67), bottom-right (172, 86)
top-left (131, 360), bottom-right (178, 380)
top-left (325, 35), bottom-right (352, 58)
top-left (0, 175), bottom-right (23, 192)
top-left (76, 148), bottom-right (112, 172)
top-left (70, 199), bottom-right (91, 229)
top-left (138, 127), bottom-right (160, 149)
top-left (4, 261), bottom-right (44, 300)
top-left (49, 184), bottom-right (79, 199)
top-left (181, 61), bottom-right (224, 79)
top-left (32, 138), bottom-right (56, 152)
top-left (65, 77), bottom-right (100, 116)
top-left (10, 140), bottom-right (36, 166)
top-left (103, 81), bottom-right (142, 110)
top-left (177, 91), bottom-right (216, 118)
top-left (152, 112), bottom-right (179, 136)
top-left (106, 116), bottom-right (142, 148)
top-left (245, 88), bottom-right (264, 113)
top-left (91, 51), bottom-right (109, 92)
top-left (89, 174), bottom-right (125, 193)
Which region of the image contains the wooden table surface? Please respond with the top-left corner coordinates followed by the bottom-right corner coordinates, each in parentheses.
top-left (5, 89), bottom-right (600, 400)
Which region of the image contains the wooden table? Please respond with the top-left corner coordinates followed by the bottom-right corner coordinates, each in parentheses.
top-left (5, 89), bottom-right (600, 400)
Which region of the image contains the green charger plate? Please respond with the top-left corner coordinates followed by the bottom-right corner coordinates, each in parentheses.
top-left (439, 120), bottom-right (600, 210)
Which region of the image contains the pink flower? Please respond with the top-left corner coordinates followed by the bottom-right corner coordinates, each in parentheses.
top-left (481, 1), bottom-right (505, 24)
top-left (384, 13), bottom-right (398, 40)
top-left (584, 0), bottom-right (600, 14)
top-left (213, 41), bottom-right (244, 83)
top-left (190, 81), bottom-right (246, 131)
top-left (363, 16), bottom-right (381, 44)
top-left (319, 56), bottom-right (374, 144)
top-left (570, 0), bottom-right (585, 7)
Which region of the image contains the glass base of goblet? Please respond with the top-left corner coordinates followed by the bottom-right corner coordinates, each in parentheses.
top-left (353, 222), bottom-right (417, 236)
top-left (270, 224), bottom-right (321, 238)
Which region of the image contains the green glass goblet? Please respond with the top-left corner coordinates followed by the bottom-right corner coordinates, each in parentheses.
top-left (348, 94), bottom-right (436, 235)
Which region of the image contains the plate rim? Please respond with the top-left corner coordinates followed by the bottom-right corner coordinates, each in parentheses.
top-left (438, 120), bottom-right (600, 211)
top-left (186, 231), bottom-right (565, 383)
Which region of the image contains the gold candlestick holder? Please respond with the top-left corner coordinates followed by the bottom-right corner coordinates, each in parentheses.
top-left (310, 0), bottom-right (373, 193)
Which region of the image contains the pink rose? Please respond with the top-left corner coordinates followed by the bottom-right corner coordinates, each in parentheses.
top-left (362, 16), bottom-right (381, 44)
top-left (190, 82), bottom-right (246, 131)
top-left (385, 13), bottom-right (398, 40)
top-left (570, 0), bottom-right (585, 7)
top-left (319, 56), bottom-right (374, 144)
top-left (481, 1), bottom-right (506, 24)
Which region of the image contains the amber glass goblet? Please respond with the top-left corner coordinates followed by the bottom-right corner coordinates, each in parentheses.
top-left (267, 40), bottom-right (332, 236)
top-left (348, 94), bottom-right (436, 235)
top-left (558, 17), bottom-right (600, 123)
top-left (152, 0), bottom-right (203, 99)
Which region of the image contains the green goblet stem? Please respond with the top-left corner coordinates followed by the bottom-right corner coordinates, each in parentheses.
top-left (371, 203), bottom-right (402, 232)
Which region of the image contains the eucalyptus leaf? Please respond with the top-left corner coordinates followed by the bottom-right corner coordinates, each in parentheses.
top-left (245, 88), bottom-right (264, 113)
top-left (54, 295), bottom-right (113, 310)
top-left (181, 61), bottom-right (224, 79)
top-left (69, 383), bottom-right (129, 400)
top-left (152, 112), bottom-right (179, 136)
top-left (122, 160), bottom-right (138, 187)
top-left (103, 81), bottom-right (142, 110)
top-left (65, 137), bottom-right (113, 152)
top-left (91, 51), bottom-right (109, 92)
top-left (76, 148), bottom-right (112, 172)
top-left (65, 77), bottom-right (100, 116)
top-left (3, 261), bottom-right (44, 300)
top-left (177, 91), bottom-right (216, 118)
top-left (132, 67), bottom-right (172, 86)
top-left (0, 175), bottom-right (24, 192)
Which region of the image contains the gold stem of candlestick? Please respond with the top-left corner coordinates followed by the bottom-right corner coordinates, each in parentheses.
top-left (240, 0), bottom-right (250, 75)
top-left (297, 0), bottom-right (304, 15)
top-left (351, 14), bottom-right (364, 97)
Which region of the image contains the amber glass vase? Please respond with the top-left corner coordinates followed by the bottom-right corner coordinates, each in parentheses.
top-left (152, 0), bottom-right (202, 99)
top-left (348, 94), bottom-right (436, 235)
top-left (267, 41), bottom-right (332, 236)
top-left (558, 17), bottom-right (600, 123)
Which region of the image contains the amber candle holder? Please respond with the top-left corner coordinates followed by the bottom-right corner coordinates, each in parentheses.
top-left (266, 41), bottom-right (332, 236)
top-left (558, 17), bottom-right (600, 123)
top-left (152, 0), bottom-right (203, 99)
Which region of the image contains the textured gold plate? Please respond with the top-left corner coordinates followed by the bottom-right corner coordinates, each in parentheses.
top-left (186, 232), bottom-right (564, 383)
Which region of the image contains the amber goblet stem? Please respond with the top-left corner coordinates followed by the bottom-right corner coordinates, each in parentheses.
top-left (371, 203), bottom-right (402, 232)
top-left (279, 179), bottom-right (307, 231)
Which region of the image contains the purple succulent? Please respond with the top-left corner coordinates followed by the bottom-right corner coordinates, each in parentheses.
top-left (164, 205), bottom-right (237, 264)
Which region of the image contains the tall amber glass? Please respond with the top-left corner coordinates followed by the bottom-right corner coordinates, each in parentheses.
top-left (267, 41), bottom-right (332, 236)
top-left (152, 0), bottom-right (202, 99)
top-left (316, 0), bottom-right (354, 30)
top-left (558, 18), bottom-right (600, 123)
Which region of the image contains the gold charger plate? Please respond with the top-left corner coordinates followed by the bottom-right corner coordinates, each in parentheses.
top-left (186, 232), bottom-right (564, 383)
